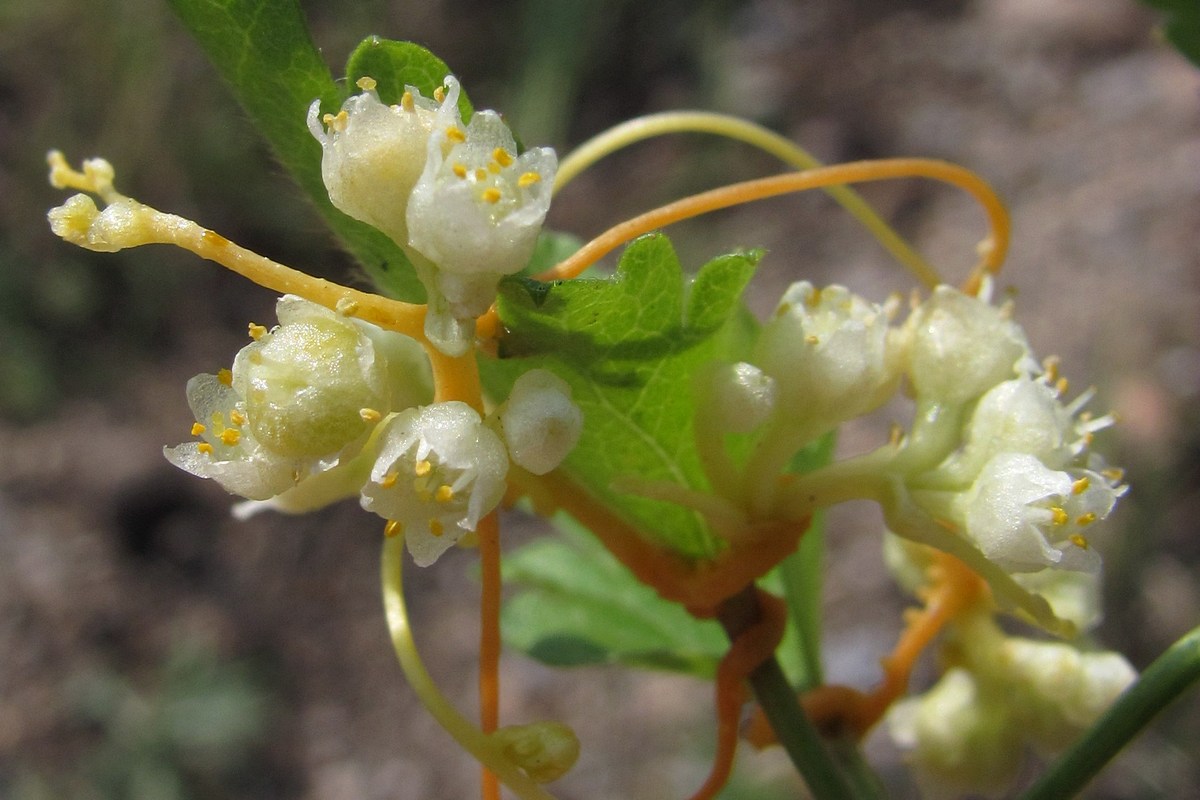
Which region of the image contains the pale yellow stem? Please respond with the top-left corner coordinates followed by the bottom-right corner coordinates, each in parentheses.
top-left (380, 534), bottom-right (558, 800)
top-left (554, 111), bottom-right (942, 288)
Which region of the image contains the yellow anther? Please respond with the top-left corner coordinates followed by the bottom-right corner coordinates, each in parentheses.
top-left (474, 168), bottom-right (488, 182)
top-left (197, 442), bottom-right (215, 456)
top-left (217, 368), bottom-right (233, 386)
top-left (1076, 512), bottom-right (1097, 526)
top-left (1072, 476), bottom-right (1091, 495)
top-left (804, 335), bottom-right (820, 345)
top-left (434, 86), bottom-right (446, 103)
top-left (1083, 432), bottom-right (1095, 446)
top-left (487, 161), bottom-right (502, 174)
top-left (335, 296), bottom-right (359, 316)
top-left (248, 322), bottom-right (267, 340)
top-left (211, 411), bottom-right (225, 426)
top-left (400, 91), bottom-right (415, 111)
top-left (324, 110), bottom-right (349, 133)
top-left (806, 287), bottom-right (823, 307)
top-left (435, 485), bottom-right (455, 503)
top-left (493, 147), bottom-right (514, 167)
top-left (446, 125), bottom-right (466, 143)
top-left (1102, 467), bottom-right (1126, 483)
top-left (1051, 506), bottom-right (1069, 526)
top-left (481, 187), bottom-right (503, 204)
top-left (355, 76), bottom-right (377, 92)
top-left (220, 428), bottom-right (241, 446)
top-left (517, 171), bottom-right (542, 188)
top-left (888, 423), bottom-right (904, 447)
top-left (429, 519), bottom-right (445, 537)
top-left (1043, 355), bottom-right (1061, 383)
top-left (452, 162), bottom-right (468, 179)
top-left (359, 408), bottom-right (382, 423)
top-left (1055, 377), bottom-right (1070, 396)
top-left (379, 471), bottom-right (399, 489)
top-left (384, 519), bottom-right (404, 538)
top-left (1069, 533), bottom-right (1090, 549)
top-left (322, 113), bottom-right (335, 126)
top-left (414, 459), bottom-right (433, 477)
top-left (229, 409), bottom-right (247, 426)
top-left (190, 422), bottom-right (206, 437)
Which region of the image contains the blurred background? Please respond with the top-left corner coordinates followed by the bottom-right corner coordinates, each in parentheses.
top-left (2, 0), bottom-right (1198, 797)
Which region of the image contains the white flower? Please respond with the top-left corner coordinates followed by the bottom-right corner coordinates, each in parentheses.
top-left (307, 79), bottom-right (440, 251)
top-left (497, 370), bottom-right (583, 475)
top-left (904, 284), bottom-right (1033, 405)
top-left (702, 361), bottom-right (777, 434)
top-left (955, 452), bottom-right (1121, 574)
top-left (164, 296), bottom-right (430, 508)
top-left (361, 402), bottom-right (509, 566)
top-left (406, 77), bottom-right (557, 310)
top-left (754, 282), bottom-right (900, 432)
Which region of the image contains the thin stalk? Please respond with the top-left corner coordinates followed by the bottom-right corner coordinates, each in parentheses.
top-left (1021, 624), bottom-right (1200, 800)
top-left (380, 534), bottom-right (557, 800)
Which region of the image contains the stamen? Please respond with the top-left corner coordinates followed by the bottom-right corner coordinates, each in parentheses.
top-left (217, 368), bottom-right (233, 386)
top-left (429, 519), bottom-right (445, 537)
top-left (445, 125), bottom-right (466, 143)
top-left (379, 471), bottom-right (399, 489)
top-left (190, 422), bottom-right (206, 436)
top-left (517, 171), bottom-right (542, 187)
top-left (229, 409), bottom-right (247, 426)
top-left (474, 168), bottom-right (488, 182)
top-left (1069, 533), bottom-right (1089, 549)
top-left (493, 148), bottom-right (514, 167)
top-left (1076, 512), bottom-right (1097, 526)
top-left (481, 187), bottom-right (502, 204)
top-left (220, 428), bottom-right (241, 446)
top-left (1055, 377), bottom-right (1070, 396)
top-left (435, 485), bottom-right (455, 503)
top-left (248, 322), bottom-right (267, 340)
top-left (197, 442), bottom-right (214, 455)
top-left (1071, 476), bottom-right (1090, 495)
top-left (1102, 467), bottom-right (1126, 483)
top-left (487, 161), bottom-right (502, 174)
top-left (434, 86), bottom-right (446, 103)
top-left (327, 110), bottom-right (349, 133)
top-left (1051, 506), bottom-right (1069, 526)
top-left (804, 335), bottom-right (819, 345)
top-left (384, 519), bottom-right (403, 538)
top-left (414, 460), bottom-right (433, 477)
top-left (359, 408), bottom-right (382, 423)
top-left (400, 91), bottom-right (415, 111)
top-left (356, 76), bottom-right (377, 92)
top-left (452, 163), bottom-right (468, 179)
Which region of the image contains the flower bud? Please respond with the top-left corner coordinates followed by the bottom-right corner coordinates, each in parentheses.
top-left (703, 361), bottom-right (777, 434)
top-left (361, 402), bottom-right (509, 566)
top-left (497, 370), bottom-right (583, 475)
top-left (905, 285), bottom-right (1033, 405)
top-left (491, 721), bottom-right (580, 784)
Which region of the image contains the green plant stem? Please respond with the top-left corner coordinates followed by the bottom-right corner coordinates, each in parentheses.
top-left (1021, 624), bottom-right (1200, 800)
top-left (716, 587), bottom-right (862, 800)
top-left (380, 535), bottom-right (558, 800)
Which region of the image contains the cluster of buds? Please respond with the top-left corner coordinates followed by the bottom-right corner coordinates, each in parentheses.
top-left (167, 296), bottom-right (581, 566)
top-left (691, 279), bottom-right (1124, 633)
top-left (309, 75), bottom-right (557, 355)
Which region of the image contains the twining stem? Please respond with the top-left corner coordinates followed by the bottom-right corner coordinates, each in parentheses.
top-left (537, 158), bottom-right (1008, 287)
top-left (380, 534), bottom-right (557, 800)
top-left (716, 586), bottom-right (859, 800)
top-left (553, 110), bottom-right (941, 288)
top-left (1021, 624), bottom-right (1200, 800)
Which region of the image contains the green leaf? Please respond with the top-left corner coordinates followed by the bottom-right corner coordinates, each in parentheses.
top-left (502, 514), bottom-right (728, 677)
top-left (485, 234), bottom-right (761, 559)
top-left (165, 2), bottom-right (431, 299)
top-left (345, 37), bottom-right (473, 119)
top-left (1141, 0), bottom-right (1200, 67)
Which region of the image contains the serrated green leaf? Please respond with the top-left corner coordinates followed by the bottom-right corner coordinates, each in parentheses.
top-left (1141, 0), bottom-right (1200, 67)
top-left (165, 2), bottom-right (428, 299)
top-left (484, 234), bottom-right (760, 559)
top-left (502, 514), bottom-right (728, 676)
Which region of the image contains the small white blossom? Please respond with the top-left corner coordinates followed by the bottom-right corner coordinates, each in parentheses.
top-left (904, 284), bottom-right (1034, 405)
top-left (361, 402), bottom-right (509, 566)
top-left (497, 370), bottom-right (583, 475)
top-left (165, 296), bottom-right (430, 509)
top-left (754, 282), bottom-right (900, 432)
top-left (953, 452), bottom-right (1121, 574)
top-left (703, 361), bottom-right (777, 434)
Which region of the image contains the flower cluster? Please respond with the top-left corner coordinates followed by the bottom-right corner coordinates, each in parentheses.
top-left (691, 279), bottom-right (1124, 632)
top-left (166, 296), bottom-right (581, 565)
top-left (309, 76), bottom-right (557, 355)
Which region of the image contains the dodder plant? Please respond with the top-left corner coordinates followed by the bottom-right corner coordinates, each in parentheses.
top-left (46, 5), bottom-right (1200, 799)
